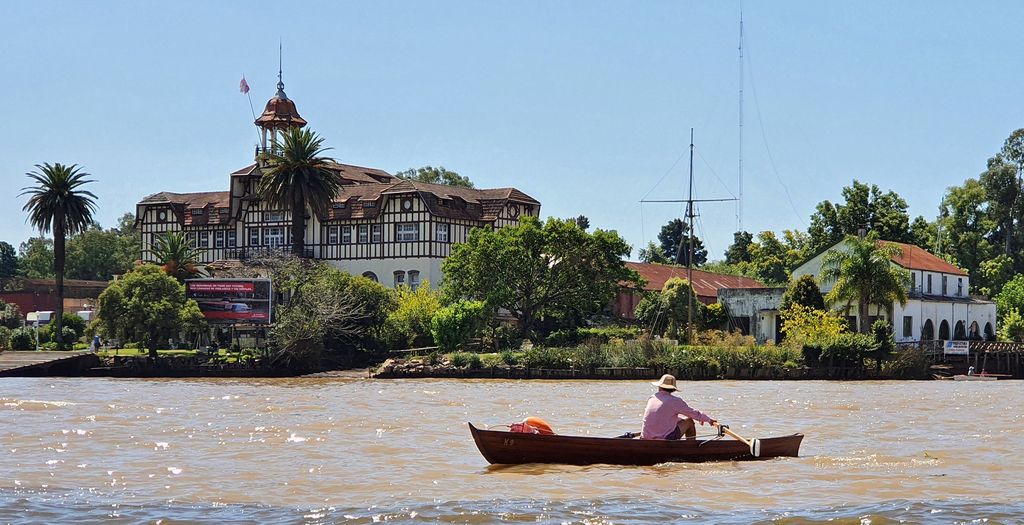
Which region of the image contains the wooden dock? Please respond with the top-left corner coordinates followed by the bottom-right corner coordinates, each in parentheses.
top-left (0, 351), bottom-right (100, 377)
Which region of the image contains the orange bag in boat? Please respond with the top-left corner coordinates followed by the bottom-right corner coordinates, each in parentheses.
top-left (524, 416), bottom-right (555, 435)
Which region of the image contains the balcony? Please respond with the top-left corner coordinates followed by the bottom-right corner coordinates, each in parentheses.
top-left (225, 246), bottom-right (314, 260)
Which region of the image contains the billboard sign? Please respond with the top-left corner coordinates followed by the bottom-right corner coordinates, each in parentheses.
top-left (185, 279), bottom-right (272, 324)
top-left (943, 340), bottom-right (969, 356)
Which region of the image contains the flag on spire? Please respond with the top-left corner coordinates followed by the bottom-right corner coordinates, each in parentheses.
top-left (239, 76), bottom-right (250, 94)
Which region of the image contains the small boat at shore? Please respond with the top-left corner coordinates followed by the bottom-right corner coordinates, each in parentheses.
top-left (468, 423), bottom-right (803, 465)
top-left (952, 374), bottom-right (999, 381)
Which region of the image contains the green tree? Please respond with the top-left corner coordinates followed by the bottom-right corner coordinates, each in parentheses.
top-left (749, 231), bottom-right (791, 285)
top-left (807, 180), bottom-right (913, 254)
top-left (780, 303), bottom-right (847, 348)
top-left (258, 127), bottom-right (341, 257)
top-left (442, 216), bottom-right (639, 337)
top-left (994, 274), bottom-right (1024, 318)
top-left (820, 234), bottom-right (910, 334)
top-left (0, 301), bottom-right (23, 329)
top-left (724, 231), bottom-right (754, 264)
top-left (0, 242), bottom-right (17, 278)
top-left (151, 232), bottom-right (203, 281)
top-left (1001, 129), bottom-right (1024, 255)
top-left (909, 216), bottom-right (937, 252)
top-left (65, 226), bottom-right (136, 281)
top-left (658, 218), bottom-right (707, 266)
top-left (638, 241), bottom-right (670, 264)
top-left (634, 277), bottom-right (702, 341)
top-left (1000, 310), bottom-right (1024, 342)
top-left (20, 163), bottom-right (97, 346)
top-left (94, 264), bottom-right (206, 358)
top-left (17, 237), bottom-right (55, 279)
top-left (977, 255), bottom-right (1014, 297)
top-left (385, 282), bottom-right (442, 348)
top-left (394, 165), bottom-right (473, 187)
top-left (431, 300), bottom-right (486, 352)
top-left (780, 275), bottom-right (825, 312)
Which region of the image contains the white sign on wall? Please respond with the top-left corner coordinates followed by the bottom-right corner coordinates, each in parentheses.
top-left (944, 340), bottom-right (970, 356)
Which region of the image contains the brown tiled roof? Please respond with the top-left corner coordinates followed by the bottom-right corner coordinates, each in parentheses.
top-left (625, 262), bottom-right (765, 300)
top-left (322, 180), bottom-right (538, 222)
top-left (882, 241), bottom-right (968, 276)
top-left (138, 191), bottom-right (231, 225)
top-left (255, 96), bottom-right (307, 128)
top-left (229, 162), bottom-right (396, 185)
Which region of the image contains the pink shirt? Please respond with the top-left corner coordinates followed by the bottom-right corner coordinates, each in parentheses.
top-left (640, 390), bottom-right (712, 439)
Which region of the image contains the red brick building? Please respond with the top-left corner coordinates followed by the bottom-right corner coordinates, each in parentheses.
top-left (0, 278), bottom-right (109, 319)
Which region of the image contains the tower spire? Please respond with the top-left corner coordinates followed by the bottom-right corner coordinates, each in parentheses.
top-left (276, 40), bottom-right (287, 99)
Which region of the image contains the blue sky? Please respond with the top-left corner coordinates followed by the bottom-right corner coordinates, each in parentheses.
top-left (3, 1), bottom-right (1022, 261)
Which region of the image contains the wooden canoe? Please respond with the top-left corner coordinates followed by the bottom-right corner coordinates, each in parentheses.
top-left (469, 423), bottom-right (803, 465)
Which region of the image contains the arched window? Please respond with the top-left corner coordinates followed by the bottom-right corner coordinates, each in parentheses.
top-left (408, 270), bottom-right (421, 291)
top-left (984, 322), bottom-right (995, 341)
top-left (953, 320), bottom-right (966, 340)
top-left (362, 271), bottom-right (378, 283)
top-left (939, 320), bottom-right (950, 341)
top-left (393, 270), bottom-right (406, 288)
top-left (921, 319), bottom-right (934, 341)
top-left (969, 321), bottom-right (981, 340)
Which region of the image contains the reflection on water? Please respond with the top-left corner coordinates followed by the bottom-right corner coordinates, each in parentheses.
top-left (2, 377), bottom-right (1023, 522)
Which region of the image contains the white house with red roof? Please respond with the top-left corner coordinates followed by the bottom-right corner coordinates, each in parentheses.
top-left (791, 240), bottom-right (997, 343)
top-left (136, 73), bottom-right (539, 289)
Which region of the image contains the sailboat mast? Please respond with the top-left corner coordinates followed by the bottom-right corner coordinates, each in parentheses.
top-left (687, 128), bottom-right (695, 346)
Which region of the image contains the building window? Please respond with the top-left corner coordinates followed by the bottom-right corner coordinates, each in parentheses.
top-left (185, 232), bottom-right (196, 246)
top-left (199, 231), bottom-right (209, 247)
top-left (264, 227), bottom-right (285, 247)
top-left (957, 278), bottom-right (963, 297)
top-left (394, 270), bottom-right (406, 287)
top-left (372, 224), bottom-right (382, 243)
top-left (927, 274), bottom-right (932, 294)
top-left (358, 225), bottom-right (369, 243)
top-left (401, 198), bottom-right (414, 211)
top-left (435, 223), bottom-right (449, 243)
top-left (396, 223), bottom-right (419, 242)
top-left (409, 270), bottom-right (421, 290)
top-left (264, 211), bottom-right (285, 222)
top-left (911, 273), bottom-right (916, 293)
top-left (190, 208), bottom-right (204, 216)
top-left (227, 231), bottom-right (237, 248)
top-left (328, 226), bottom-right (339, 245)
top-left (157, 210), bottom-right (168, 222)
top-left (362, 271), bottom-right (378, 283)
top-left (363, 201), bottom-right (377, 208)
top-left (248, 229), bottom-right (259, 246)
top-left (342, 226), bottom-right (352, 244)
top-left (942, 275), bottom-right (948, 296)
top-left (215, 231), bottom-right (224, 249)
top-left (903, 316), bottom-right (913, 338)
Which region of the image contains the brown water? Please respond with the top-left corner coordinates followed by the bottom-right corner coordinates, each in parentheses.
top-left (1, 377), bottom-right (1022, 523)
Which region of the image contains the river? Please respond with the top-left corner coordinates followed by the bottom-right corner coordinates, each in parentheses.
top-left (1, 377), bottom-right (1022, 524)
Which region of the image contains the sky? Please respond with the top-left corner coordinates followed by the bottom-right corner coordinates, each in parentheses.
top-left (2, 1), bottom-right (1023, 261)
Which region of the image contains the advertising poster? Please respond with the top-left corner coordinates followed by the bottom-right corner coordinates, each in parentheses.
top-left (185, 279), bottom-right (272, 324)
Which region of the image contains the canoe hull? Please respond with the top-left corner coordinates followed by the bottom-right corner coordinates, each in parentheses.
top-left (953, 374), bottom-right (998, 381)
top-left (469, 423), bottom-right (803, 466)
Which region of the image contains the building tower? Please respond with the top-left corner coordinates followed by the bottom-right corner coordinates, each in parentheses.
top-left (254, 67), bottom-right (307, 161)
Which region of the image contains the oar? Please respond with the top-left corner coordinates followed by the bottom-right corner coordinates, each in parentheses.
top-left (716, 424), bottom-right (761, 457)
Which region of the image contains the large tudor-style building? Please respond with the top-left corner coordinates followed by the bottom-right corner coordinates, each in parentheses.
top-left (136, 76), bottom-right (539, 288)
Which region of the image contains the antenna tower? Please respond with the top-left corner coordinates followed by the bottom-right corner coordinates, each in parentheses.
top-left (738, 10), bottom-right (744, 233)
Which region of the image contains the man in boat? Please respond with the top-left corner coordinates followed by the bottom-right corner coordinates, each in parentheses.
top-left (641, 374), bottom-right (716, 440)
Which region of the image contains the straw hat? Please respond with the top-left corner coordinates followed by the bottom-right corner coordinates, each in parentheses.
top-left (651, 374), bottom-right (678, 391)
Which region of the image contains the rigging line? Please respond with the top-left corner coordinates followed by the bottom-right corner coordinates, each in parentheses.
top-left (745, 42), bottom-right (808, 228)
top-left (695, 147), bottom-right (738, 200)
top-left (640, 147), bottom-right (690, 202)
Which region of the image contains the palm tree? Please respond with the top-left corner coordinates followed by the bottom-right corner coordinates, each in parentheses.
top-left (257, 128), bottom-right (340, 257)
top-left (152, 232), bottom-right (204, 281)
top-left (820, 234), bottom-right (910, 334)
top-left (20, 163), bottom-right (97, 346)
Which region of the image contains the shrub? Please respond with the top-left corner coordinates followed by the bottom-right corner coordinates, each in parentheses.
top-left (0, 326), bottom-right (10, 350)
top-left (882, 347), bottom-right (930, 379)
top-left (431, 300), bottom-right (486, 352)
top-left (808, 332), bottom-right (878, 366)
top-left (780, 275), bottom-right (825, 311)
top-left (481, 323), bottom-right (521, 352)
top-left (703, 303), bottom-right (729, 330)
top-left (60, 313), bottom-right (87, 340)
top-left (9, 327), bottom-right (34, 350)
top-left (449, 351), bottom-right (482, 369)
top-left (384, 284), bottom-right (442, 349)
top-left (780, 304), bottom-right (848, 348)
top-left (500, 350), bottom-right (519, 366)
top-left (0, 301), bottom-right (22, 329)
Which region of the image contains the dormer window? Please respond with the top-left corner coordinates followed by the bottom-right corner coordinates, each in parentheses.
top-left (190, 209), bottom-right (204, 216)
top-left (264, 211), bottom-right (285, 222)
top-left (332, 202), bottom-right (346, 210)
top-left (440, 199), bottom-right (450, 208)
top-left (363, 201), bottom-right (377, 208)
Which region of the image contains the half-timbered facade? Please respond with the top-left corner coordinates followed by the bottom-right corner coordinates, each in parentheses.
top-left (136, 76), bottom-right (540, 288)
